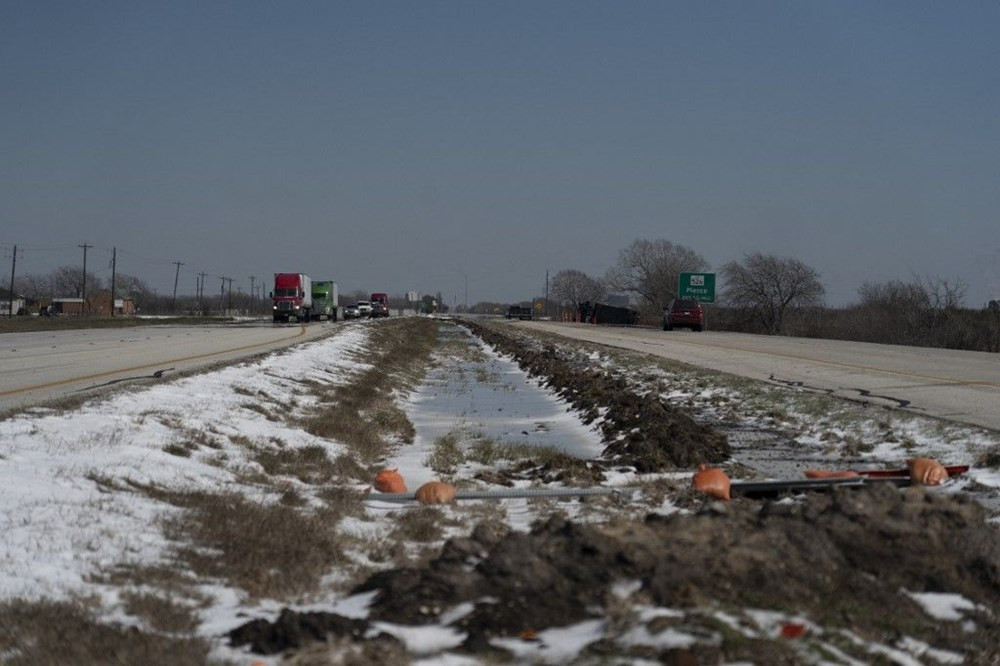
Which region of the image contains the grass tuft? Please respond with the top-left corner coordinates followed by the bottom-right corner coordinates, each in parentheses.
top-left (0, 597), bottom-right (211, 666)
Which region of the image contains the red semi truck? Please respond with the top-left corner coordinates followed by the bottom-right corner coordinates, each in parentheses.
top-left (369, 292), bottom-right (389, 318)
top-left (272, 273), bottom-right (313, 323)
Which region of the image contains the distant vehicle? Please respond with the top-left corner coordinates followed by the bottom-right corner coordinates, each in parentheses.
top-left (369, 301), bottom-right (389, 318)
top-left (663, 298), bottom-right (703, 331)
top-left (506, 305), bottom-right (533, 320)
top-left (272, 273), bottom-right (312, 323)
top-left (311, 281), bottom-right (339, 321)
top-left (370, 292), bottom-right (389, 317)
top-left (343, 304), bottom-right (361, 319)
top-left (356, 300), bottom-right (372, 316)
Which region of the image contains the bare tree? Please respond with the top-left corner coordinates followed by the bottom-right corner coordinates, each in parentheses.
top-left (855, 274), bottom-right (967, 345)
top-left (918, 275), bottom-right (967, 311)
top-left (604, 239), bottom-right (709, 313)
top-left (51, 266), bottom-right (102, 300)
top-left (550, 269), bottom-right (606, 310)
top-left (111, 273), bottom-right (152, 310)
top-left (13, 272), bottom-right (53, 302)
top-left (722, 253), bottom-right (824, 334)
top-left (858, 274), bottom-right (966, 313)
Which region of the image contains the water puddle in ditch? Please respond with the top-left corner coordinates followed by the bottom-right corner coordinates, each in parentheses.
top-left (388, 323), bottom-right (604, 489)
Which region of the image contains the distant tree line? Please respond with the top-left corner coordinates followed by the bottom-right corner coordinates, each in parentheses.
top-left (542, 237), bottom-right (1000, 353)
top-left (9, 266), bottom-right (267, 316)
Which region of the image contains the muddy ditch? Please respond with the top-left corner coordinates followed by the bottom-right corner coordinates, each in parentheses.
top-left (464, 319), bottom-right (730, 472)
top-left (229, 319), bottom-right (1000, 664)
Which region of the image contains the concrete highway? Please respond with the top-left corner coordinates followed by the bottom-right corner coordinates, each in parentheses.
top-left (519, 321), bottom-right (1000, 432)
top-left (4, 317), bottom-right (998, 432)
top-left (0, 320), bottom-right (338, 414)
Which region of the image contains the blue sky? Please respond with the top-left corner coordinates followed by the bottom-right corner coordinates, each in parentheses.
top-left (3, 1), bottom-right (999, 306)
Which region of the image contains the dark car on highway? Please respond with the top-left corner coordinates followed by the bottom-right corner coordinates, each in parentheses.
top-left (505, 305), bottom-right (533, 320)
top-left (663, 299), bottom-right (703, 331)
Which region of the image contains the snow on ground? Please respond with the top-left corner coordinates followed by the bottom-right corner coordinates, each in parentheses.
top-left (2, 318), bottom-right (998, 664)
top-left (0, 325), bottom-right (369, 626)
top-left (583, 342), bottom-right (1000, 510)
top-left (390, 328), bottom-right (605, 491)
top-left (0, 320), bottom-right (628, 662)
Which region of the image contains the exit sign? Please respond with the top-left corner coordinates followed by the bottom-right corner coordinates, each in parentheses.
top-left (678, 272), bottom-right (716, 303)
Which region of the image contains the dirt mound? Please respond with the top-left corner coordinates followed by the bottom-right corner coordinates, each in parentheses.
top-left (228, 607), bottom-right (404, 659)
top-left (357, 483), bottom-right (1000, 660)
top-left (465, 321), bottom-right (729, 470)
top-left (234, 484), bottom-right (1000, 661)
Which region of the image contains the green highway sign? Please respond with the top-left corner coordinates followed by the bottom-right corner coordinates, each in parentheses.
top-left (678, 272), bottom-right (716, 303)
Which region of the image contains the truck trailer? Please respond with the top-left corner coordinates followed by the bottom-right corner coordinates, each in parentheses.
top-left (311, 281), bottom-right (339, 321)
top-left (272, 273), bottom-right (313, 323)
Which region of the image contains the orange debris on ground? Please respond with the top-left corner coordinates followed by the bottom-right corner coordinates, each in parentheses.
top-left (373, 468), bottom-right (407, 493)
top-left (692, 464), bottom-right (731, 501)
top-left (415, 481), bottom-right (457, 505)
top-left (908, 457), bottom-right (949, 485)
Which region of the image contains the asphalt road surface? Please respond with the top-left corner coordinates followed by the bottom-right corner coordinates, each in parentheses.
top-left (519, 321), bottom-right (1000, 432)
top-left (0, 320), bottom-right (338, 414)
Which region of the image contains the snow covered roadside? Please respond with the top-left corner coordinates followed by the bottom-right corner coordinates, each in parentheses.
top-left (0, 325), bottom-right (371, 642)
top-left (2, 317), bottom-right (999, 665)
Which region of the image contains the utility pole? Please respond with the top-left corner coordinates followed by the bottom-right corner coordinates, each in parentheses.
top-left (220, 277), bottom-right (227, 315)
top-left (172, 261), bottom-right (184, 312)
top-left (545, 269), bottom-right (549, 320)
top-left (7, 244), bottom-right (16, 318)
top-left (249, 275), bottom-right (256, 316)
top-left (226, 277), bottom-right (234, 311)
top-left (198, 272), bottom-right (208, 312)
top-left (110, 247), bottom-right (117, 317)
top-left (79, 243), bottom-right (92, 314)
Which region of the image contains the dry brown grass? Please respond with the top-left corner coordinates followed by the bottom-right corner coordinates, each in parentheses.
top-left (165, 491), bottom-right (346, 600)
top-left (120, 590), bottom-right (202, 633)
top-left (389, 506), bottom-right (446, 543)
top-left (0, 597), bottom-right (215, 666)
top-left (113, 482), bottom-right (349, 601)
top-left (253, 442), bottom-right (340, 484)
top-left (305, 318), bottom-right (439, 470)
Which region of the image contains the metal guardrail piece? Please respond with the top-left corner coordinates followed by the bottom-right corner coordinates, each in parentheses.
top-left (732, 476), bottom-right (910, 498)
top-left (365, 486), bottom-right (631, 503)
top-left (365, 476), bottom-right (916, 504)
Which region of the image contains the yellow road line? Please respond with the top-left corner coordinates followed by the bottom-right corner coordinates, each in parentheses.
top-left (1, 325), bottom-right (309, 398)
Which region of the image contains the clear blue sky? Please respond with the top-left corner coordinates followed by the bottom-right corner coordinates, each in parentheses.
top-left (3, 1), bottom-right (999, 306)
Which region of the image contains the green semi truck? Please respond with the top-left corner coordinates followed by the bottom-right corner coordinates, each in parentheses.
top-left (311, 281), bottom-right (339, 321)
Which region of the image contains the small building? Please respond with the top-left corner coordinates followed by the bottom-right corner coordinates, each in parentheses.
top-left (49, 294), bottom-right (136, 316)
top-left (113, 298), bottom-right (137, 316)
top-left (0, 292), bottom-right (27, 315)
top-left (51, 298), bottom-right (86, 315)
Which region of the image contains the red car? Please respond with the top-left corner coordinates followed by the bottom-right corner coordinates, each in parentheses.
top-left (663, 299), bottom-right (703, 331)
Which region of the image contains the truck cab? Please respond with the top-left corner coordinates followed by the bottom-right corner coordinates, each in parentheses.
top-left (310, 281), bottom-right (339, 321)
top-left (369, 292), bottom-right (389, 318)
top-left (272, 273), bottom-right (313, 323)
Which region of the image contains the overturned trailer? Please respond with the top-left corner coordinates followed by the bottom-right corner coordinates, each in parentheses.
top-left (579, 302), bottom-right (640, 326)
